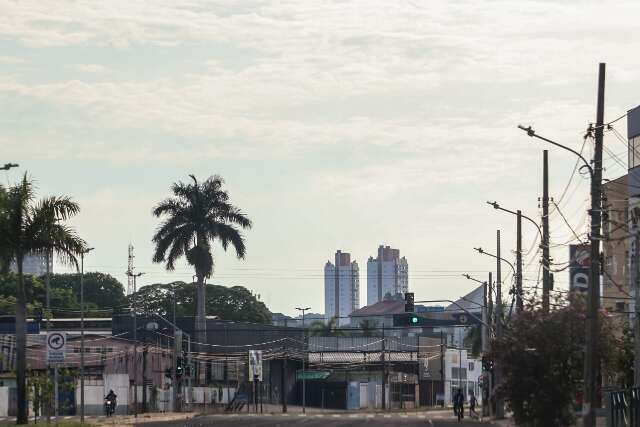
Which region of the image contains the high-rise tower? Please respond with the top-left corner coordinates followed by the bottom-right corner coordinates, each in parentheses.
top-left (324, 250), bottom-right (360, 326)
top-left (366, 245), bottom-right (408, 305)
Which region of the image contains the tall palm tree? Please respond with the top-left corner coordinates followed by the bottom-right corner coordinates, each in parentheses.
top-left (152, 175), bottom-right (252, 345)
top-left (0, 175), bottom-right (85, 424)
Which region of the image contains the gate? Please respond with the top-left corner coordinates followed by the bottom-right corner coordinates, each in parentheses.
top-left (609, 387), bottom-right (640, 427)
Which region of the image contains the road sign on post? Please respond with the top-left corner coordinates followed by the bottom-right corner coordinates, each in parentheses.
top-left (248, 350), bottom-right (263, 382)
top-left (47, 332), bottom-right (66, 363)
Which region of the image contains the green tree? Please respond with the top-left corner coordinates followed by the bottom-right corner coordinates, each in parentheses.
top-left (0, 174), bottom-right (85, 424)
top-left (490, 296), bottom-right (618, 427)
top-left (131, 281), bottom-right (271, 324)
top-left (152, 175), bottom-right (252, 344)
top-left (309, 317), bottom-right (344, 337)
top-left (47, 272), bottom-right (127, 316)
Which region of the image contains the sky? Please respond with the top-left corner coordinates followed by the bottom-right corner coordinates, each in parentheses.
top-left (1, 0), bottom-right (639, 316)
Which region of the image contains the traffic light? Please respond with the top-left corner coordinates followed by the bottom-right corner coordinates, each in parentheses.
top-left (481, 356), bottom-right (493, 372)
top-left (176, 357), bottom-right (184, 377)
top-left (394, 312), bottom-right (424, 326)
top-left (404, 292), bottom-right (415, 313)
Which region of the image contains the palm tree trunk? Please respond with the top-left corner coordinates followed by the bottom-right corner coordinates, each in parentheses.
top-left (15, 254), bottom-right (28, 424)
top-left (195, 276), bottom-right (207, 348)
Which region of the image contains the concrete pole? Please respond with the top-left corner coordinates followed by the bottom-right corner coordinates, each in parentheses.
top-left (494, 230), bottom-right (504, 419)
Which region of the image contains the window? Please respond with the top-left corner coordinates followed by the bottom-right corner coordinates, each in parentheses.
top-left (469, 362), bottom-right (475, 372)
top-left (616, 301), bottom-right (625, 312)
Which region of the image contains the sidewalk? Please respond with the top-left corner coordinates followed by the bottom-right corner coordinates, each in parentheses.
top-left (96, 412), bottom-right (199, 426)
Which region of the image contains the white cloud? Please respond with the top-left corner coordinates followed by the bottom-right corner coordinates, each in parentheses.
top-left (74, 63), bottom-right (109, 73)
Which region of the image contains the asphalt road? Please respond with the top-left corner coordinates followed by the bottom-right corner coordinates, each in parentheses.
top-left (134, 412), bottom-right (497, 427)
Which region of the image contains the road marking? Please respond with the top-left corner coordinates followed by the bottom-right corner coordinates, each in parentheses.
top-left (366, 414), bottom-right (374, 418)
top-left (400, 414), bottom-right (408, 418)
top-left (298, 414), bottom-right (306, 417)
top-left (383, 414), bottom-right (391, 418)
top-left (332, 414), bottom-right (341, 418)
top-left (428, 420), bottom-right (434, 426)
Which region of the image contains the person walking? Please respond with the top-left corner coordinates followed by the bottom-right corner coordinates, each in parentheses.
top-left (469, 390), bottom-right (478, 419)
top-left (453, 388), bottom-right (464, 421)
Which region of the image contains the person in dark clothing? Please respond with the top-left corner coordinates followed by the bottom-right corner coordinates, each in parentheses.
top-left (453, 388), bottom-right (464, 420)
top-left (469, 390), bottom-right (478, 418)
top-left (104, 389), bottom-right (117, 416)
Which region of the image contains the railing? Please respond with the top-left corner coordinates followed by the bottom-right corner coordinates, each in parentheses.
top-left (609, 387), bottom-right (640, 427)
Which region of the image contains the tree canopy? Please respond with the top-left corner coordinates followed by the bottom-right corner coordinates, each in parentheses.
top-left (0, 272), bottom-right (126, 318)
top-left (131, 281), bottom-right (271, 324)
top-left (491, 296), bottom-right (621, 427)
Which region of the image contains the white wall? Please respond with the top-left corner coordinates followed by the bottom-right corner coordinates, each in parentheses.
top-left (0, 387), bottom-right (8, 417)
top-left (104, 373), bottom-right (129, 415)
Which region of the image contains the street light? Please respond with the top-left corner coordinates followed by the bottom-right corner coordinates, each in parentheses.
top-left (0, 163), bottom-right (18, 171)
top-left (295, 307), bottom-right (311, 414)
top-left (79, 246), bottom-right (94, 424)
top-left (487, 201), bottom-right (542, 240)
top-left (487, 201), bottom-right (542, 313)
top-left (473, 247), bottom-right (516, 276)
top-left (126, 270), bottom-right (145, 417)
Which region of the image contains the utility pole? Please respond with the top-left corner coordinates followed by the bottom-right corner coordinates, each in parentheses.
top-left (142, 343), bottom-right (148, 413)
top-left (174, 329), bottom-right (183, 412)
top-left (494, 231), bottom-right (504, 419)
top-left (281, 344), bottom-right (287, 413)
top-left (635, 229), bottom-right (640, 386)
top-left (542, 150), bottom-right (551, 313)
top-left (439, 331), bottom-right (444, 408)
top-left (583, 62), bottom-right (606, 427)
top-left (295, 307), bottom-right (311, 414)
top-left (126, 270), bottom-right (144, 417)
top-left (79, 247), bottom-right (94, 424)
top-left (488, 272), bottom-right (493, 328)
top-left (516, 211), bottom-right (523, 312)
top-left (382, 325), bottom-right (386, 410)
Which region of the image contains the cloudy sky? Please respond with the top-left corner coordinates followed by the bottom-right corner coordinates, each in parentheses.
top-left (1, 1), bottom-right (638, 316)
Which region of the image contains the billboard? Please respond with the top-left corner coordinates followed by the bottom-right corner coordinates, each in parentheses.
top-left (569, 244), bottom-right (590, 292)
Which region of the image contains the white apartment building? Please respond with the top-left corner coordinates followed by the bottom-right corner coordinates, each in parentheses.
top-left (324, 250), bottom-right (360, 326)
top-left (367, 245), bottom-right (408, 306)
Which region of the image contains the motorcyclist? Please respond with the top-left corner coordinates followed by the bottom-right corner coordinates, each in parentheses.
top-left (104, 389), bottom-right (117, 416)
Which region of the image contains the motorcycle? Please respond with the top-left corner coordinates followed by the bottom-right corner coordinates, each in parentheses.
top-left (104, 398), bottom-right (116, 416)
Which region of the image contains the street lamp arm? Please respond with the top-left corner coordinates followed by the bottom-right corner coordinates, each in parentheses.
top-left (518, 125), bottom-right (593, 177)
top-left (474, 247), bottom-right (516, 276)
top-left (487, 201), bottom-right (543, 241)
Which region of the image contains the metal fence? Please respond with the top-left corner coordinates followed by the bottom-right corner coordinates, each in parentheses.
top-left (609, 387), bottom-right (640, 427)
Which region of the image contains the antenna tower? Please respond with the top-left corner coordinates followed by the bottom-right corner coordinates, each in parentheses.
top-left (127, 244), bottom-right (135, 295)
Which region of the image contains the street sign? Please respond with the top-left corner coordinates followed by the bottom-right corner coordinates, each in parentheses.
top-left (296, 370), bottom-right (330, 380)
top-left (47, 332), bottom-right (66, 363)
top-left (248, 350), bottom-right (263, 382)
top-left (569, 244), bottom-right (590, 292)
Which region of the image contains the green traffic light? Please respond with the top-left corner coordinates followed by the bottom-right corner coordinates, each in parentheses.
top-left (411, 316), bottom-right (418, 324)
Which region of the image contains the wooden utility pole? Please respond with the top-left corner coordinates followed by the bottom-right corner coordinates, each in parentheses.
top-left (583, 62), bottom-right (605, 427)
top-left (542, 150), bottom-right (551, 313)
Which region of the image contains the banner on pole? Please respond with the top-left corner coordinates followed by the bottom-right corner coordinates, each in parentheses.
top-left (248, 350), bottom-right (263, 382)
top-left (569, 244), bottom-right (590, 292)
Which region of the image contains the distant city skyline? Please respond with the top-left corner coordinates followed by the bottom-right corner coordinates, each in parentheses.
top-left (2, 1), bottom-right (638, 316)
